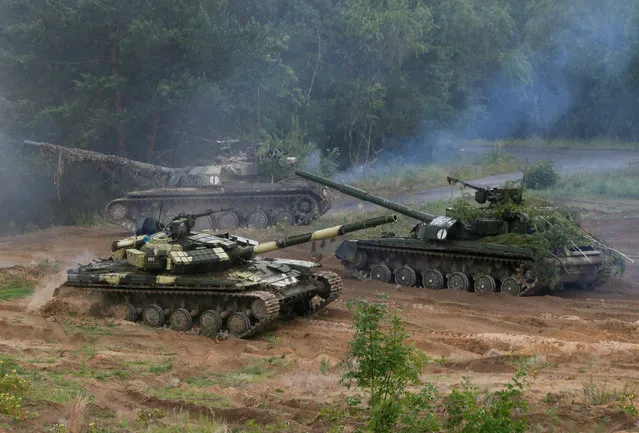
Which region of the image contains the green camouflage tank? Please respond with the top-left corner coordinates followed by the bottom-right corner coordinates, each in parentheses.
top-left (295, 169), bottom-right (622, 296)
top-left (54, 209), bottom-right (397, 337)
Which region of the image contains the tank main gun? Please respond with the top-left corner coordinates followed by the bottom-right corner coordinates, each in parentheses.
top-left (22, 139), bottom-right (300, 186)
top-left (23, 140), bottom-right (174, 175)
top-left (249, 214), bottom-right (397, 255)
top-left (446, 176), bottom-right (522, 206)
top-left (110, 214), bottom-right (397, 273)
top-left (294, 169), bottom-right (436, 223)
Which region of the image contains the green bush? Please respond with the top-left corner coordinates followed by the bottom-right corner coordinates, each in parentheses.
top-left (524, 161), bottom-right (558, 190)
top-left (0, 359), bottom-right (29, 419)
top-left (337, 294), bottom-right (533, 433)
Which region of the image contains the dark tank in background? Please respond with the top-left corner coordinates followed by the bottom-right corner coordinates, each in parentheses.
top-left (23, 140), bottom-right (333, 232)
top-left (53, 209), bottom-right (397, 338)
top-left (295, 169), bottom-right (622, 296)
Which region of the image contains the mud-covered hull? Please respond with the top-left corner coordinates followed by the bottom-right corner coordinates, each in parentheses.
top-left (105, 179), bottom-right (332, 232)
top-left (55, 258), bottom-right (342, 338)
top-left (336, 238), bottom-right (605, 296)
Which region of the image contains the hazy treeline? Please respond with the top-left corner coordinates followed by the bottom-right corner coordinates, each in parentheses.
top-left (0, 0), bottom-right (637, 232)
top-left (1, 0), bottom-right (638, 165)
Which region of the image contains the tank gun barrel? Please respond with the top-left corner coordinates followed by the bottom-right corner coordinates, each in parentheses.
top-left (250, 214), bottom-right (397, 255)
top-left (22, 140), bottom-right (174, 174)
top-left (446, 176), bottom-right (485, 191)
top-left (295, 169), bottom-right (436, 222)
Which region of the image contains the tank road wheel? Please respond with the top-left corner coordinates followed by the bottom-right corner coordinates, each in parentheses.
top-left (123, 303), bottom-right (138, 322)
top-left (251, 298), bottom-right (270, 321)
top-left (447, 272), bottom-right (470, 291)
top-left (247, 210), bottom-right (269, 229)
top-left (227, 312), bottom-right (252, 336)
top-left (193, 216), bottom-right (213, 231)
top-left (142, 304), bottom-right (165, 328)
top-left (395, 266), bottom-right (417, 287)
top-left (273, 211), bottom-right (294, 226)
top-left (370, 264), bottom-right (392, 283)
top-left (200, 310), bottom-right (223, 334)
top-left (216, 212), bottom-right (240, 229)
top-left (474, 274), bottom-right (497, 293)
top-left (294, 197), bottom-right (318, 224)
top-left (351, 250), bottom-right (368, 269)
top-left (501, 277), bottom-right (522, 296)
top-left (107, 202), bottom-right (127, 220)
top-left (169, 308), bottom-right (193, 332)
top-left (422, 269), bottom-right (444, 290)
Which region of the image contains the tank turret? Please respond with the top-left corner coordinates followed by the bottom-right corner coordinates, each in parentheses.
top-left (54, 212), bottom-right (397, 338)
top-left (294, 169), bottom-right (615, 297)
top-left (23, 140), bottom-right (332, 230)
top-left (446, 176), bottom-right (523, 206)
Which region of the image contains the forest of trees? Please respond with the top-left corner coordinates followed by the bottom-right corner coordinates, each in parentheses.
top-left (0, 0), bottom-right (638, 230)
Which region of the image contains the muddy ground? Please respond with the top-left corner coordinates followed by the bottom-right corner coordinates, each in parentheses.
top-left (1, 202), bottom-right (639, 432)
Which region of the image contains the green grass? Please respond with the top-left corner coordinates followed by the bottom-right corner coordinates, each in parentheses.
top-left (533, 167), bottom-right (639, 201)
top-left (27, 370), bottom-right (88, 404)
top-left (474, 137), bottom-right (639, 150)
top-left (64, 322), bottom-right (117, 336)
top-left (147, 384), bottom-right (233, 408)
top-left (148, 362), bottom-right (173, 374)
top-left (348, 148), bottom-right (520, 195)
top-left (0, 275), bottom-right (34, 301)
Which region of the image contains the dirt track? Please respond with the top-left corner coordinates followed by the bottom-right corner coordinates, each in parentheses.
top-left (330, 146), bottom-right (639, 214)
top-left (1, 205), bottom-right (639, 431)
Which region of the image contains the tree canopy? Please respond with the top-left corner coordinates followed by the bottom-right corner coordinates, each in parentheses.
top-left (0, 0), bottom-right (638, 231)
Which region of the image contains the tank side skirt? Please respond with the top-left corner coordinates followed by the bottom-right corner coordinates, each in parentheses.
top-left (59, 270), bottom-right (342, 338)
top-left (108, 191), bottom-right (329, 229)
top-left (349, 244), bottom-right (603, 295)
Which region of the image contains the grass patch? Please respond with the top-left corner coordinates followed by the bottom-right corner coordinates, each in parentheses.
top-left (582, 377), bottom-right (623, 405)
top-left (0, 275), bottom-right (34, 301)
top-left (546, 168), bottom-right (639, 201)
top-left (64, 322), bottom-right (116, 336)
top-left (27, 370), bottom-right (88, 404)
top-left (148, 362), bottom-right (173, 374)
top-left (182, 356), bottom-right (292, 391)
top-left (346, 148), bottom-right (520, 196)
top-left (482, 137), bottom-right (639, 150)
top-left (147, 384), bottom-right (233, 408)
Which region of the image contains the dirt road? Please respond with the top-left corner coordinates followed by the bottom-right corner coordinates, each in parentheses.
top-left (329, 146), bottom-right (639, 214)
top-left (1, 198), bottom-right (639, 431)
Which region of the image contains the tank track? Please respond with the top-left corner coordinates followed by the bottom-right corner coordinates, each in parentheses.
top-left (107, 190), bottom-right (330, 232)
top-left (55, 270), bottom-right (342, 338)
top-left (346, 244), bottom-right (541, 295)
top-left (311, 270), bottom-right (343, 310)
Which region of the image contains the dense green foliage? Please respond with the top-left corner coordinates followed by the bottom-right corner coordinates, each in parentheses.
top-left (0, 0), bottom-right (638, 230)
top-left (524, 161), bottom-right (558, 190)
top-left (1, 0), bottom-right (638, 162)
top-left (337, 296), bottom-right (530, 432)
top-left (447, 193), bottom-right (626, 287)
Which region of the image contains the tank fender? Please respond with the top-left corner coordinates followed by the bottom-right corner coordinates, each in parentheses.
top-left (335, 240), bottom-right (360, 261)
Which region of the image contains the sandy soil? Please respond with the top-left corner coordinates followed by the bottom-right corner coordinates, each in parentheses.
top-left (1, 209), bottom-right (639, 432)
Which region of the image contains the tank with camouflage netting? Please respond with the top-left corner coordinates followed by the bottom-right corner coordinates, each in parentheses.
top-left (23, 140), bottom-right (333, 232)
top-left (53, 209), bottom-right (397, 337)
top-left (295, 169), bottom-right (626, 296)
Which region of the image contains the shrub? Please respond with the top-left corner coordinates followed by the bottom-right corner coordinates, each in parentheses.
top-left (0, 359), bottom-right (29, 419)
top-left (524, 161), bottom-right (558, 190)
top-left (342, 295), bottom-right (429, 432)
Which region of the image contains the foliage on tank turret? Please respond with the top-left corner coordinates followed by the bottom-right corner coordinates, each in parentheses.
top-left (447, 193), bottom-right (625, 288)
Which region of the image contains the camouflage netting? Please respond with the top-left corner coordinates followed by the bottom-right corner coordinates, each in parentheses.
top-left (448, 194), bottom-right (626, 289)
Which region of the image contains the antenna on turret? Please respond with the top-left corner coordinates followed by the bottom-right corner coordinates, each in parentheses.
top-left (520, 159), bottom-right (528, 199)
top-left (157, 142), bottom-right (179, 224)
